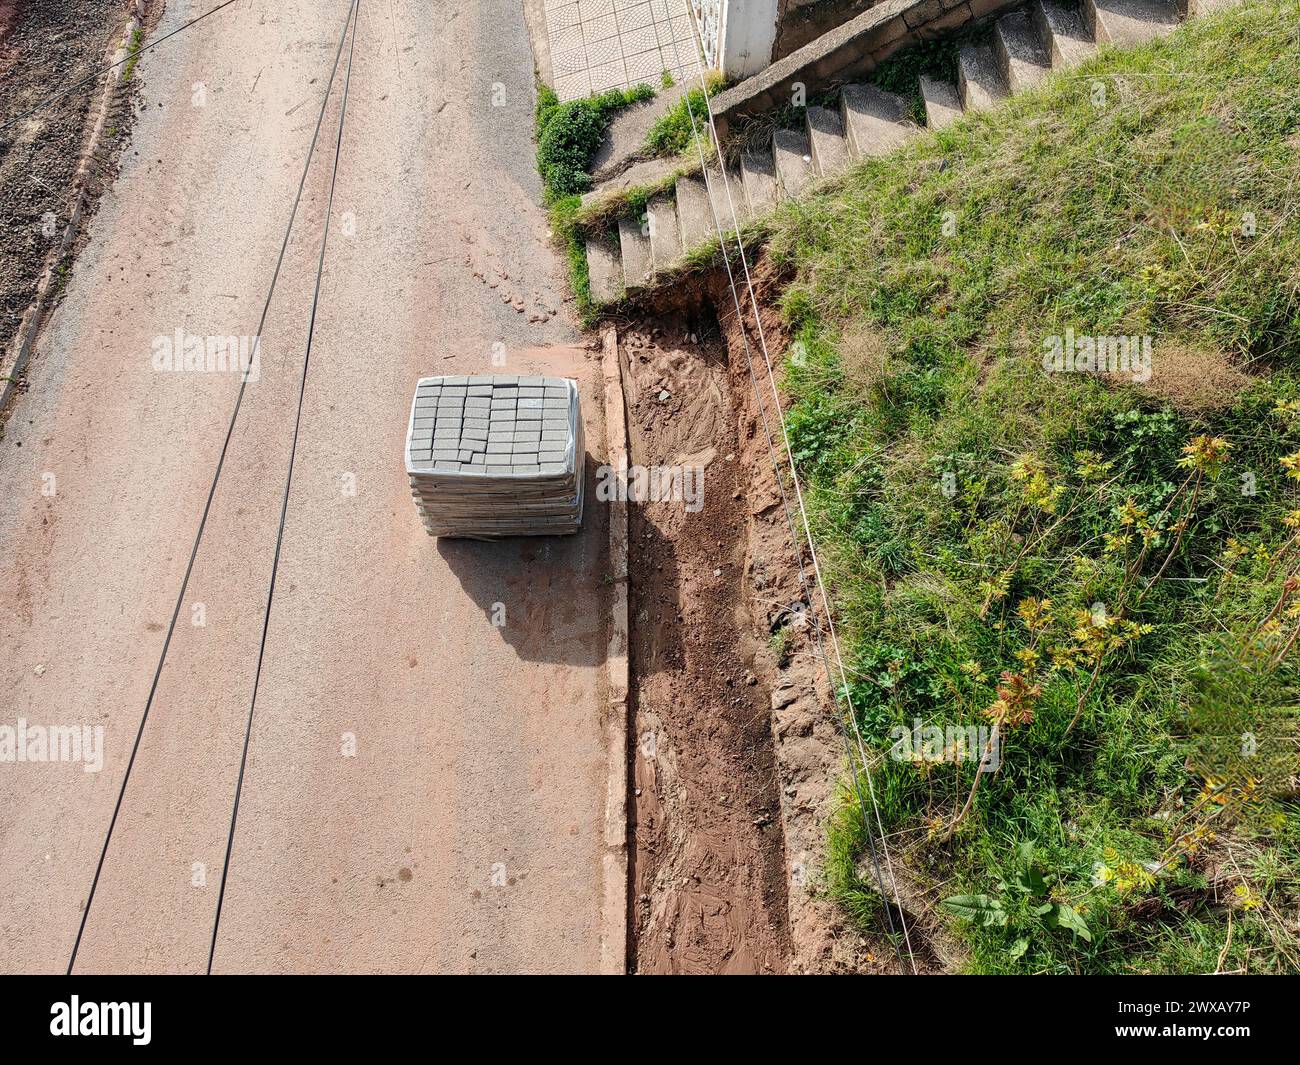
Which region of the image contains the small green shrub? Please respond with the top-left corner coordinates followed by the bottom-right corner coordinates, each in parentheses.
top-left (535, 82), bottom-right (560, 136)
top-left (536, 84), bottom-right (656, 203)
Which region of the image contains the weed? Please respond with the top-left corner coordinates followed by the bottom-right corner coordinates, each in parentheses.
top-left (123, 28), bottom-right (144, 82)
top-left (644, 83), bottom-right (715, 157)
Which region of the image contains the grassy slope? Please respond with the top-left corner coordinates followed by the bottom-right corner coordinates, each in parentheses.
top-left (768, 2), bottom-right (1300, 973)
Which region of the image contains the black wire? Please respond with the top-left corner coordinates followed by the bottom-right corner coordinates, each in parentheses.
top-left (66, 0), bottom-right (361, 976)
top-left (205, 0), bottom-right (361, 976)
top-left (1, 0), bottom-right (245, 135)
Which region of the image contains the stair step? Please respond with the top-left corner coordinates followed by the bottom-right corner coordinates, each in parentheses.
top-left (645, 194), bottom-right (681, 272)
top-left (1185, 0), bottom-right (1243, 11)
top-left (707, 164), bottom-right (749, 231)
top-left (920, 75), bottom-right (963, 130)
top-left (675, 173), bottom-right (715, 251)
top-left (805, 105), bottom-right (851, 179)
top-left (840, 83), bottom-right (915, 159)
top-left (586, 234), bottom-right (623, 305)
top-left (741, 150), bottom-right (779, 215)
top-left (772, 128), bottom-right (815, 199)
top-left (958, 41), bottom-right (1011, 112)
top-left (618, 215), bottom-right (652, 290)
top-left (1032, 0), bottom-right (1098, 69)
top-left (1084, 0), bottom-right (1181, 47)
top-left (995, 10), bottom-right (1053, 93)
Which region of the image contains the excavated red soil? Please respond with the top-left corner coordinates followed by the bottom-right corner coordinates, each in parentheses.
top-left (623, 310), bottom-right (792, 974)
top-left (707, 268), bottom-right (920, 973)
top-left (620, 255), bottom-right (925, 973)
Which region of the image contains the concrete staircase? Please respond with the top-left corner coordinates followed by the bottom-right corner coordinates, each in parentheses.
top-left (584, 0), bottom-right (1237, 305)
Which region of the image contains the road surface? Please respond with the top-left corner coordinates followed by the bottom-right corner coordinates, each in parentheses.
top-left (0, 0), bottom-right (614, 974)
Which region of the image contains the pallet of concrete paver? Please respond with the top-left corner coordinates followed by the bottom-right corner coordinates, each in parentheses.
top-left (405, 374), bottom-right (585, 538)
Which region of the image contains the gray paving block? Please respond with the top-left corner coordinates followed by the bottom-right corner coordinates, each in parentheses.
top-left (772, 128), bottom-right (814, 200)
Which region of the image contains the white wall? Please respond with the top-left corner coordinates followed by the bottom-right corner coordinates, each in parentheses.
top-left (692, 0), bottom-right (779, 79)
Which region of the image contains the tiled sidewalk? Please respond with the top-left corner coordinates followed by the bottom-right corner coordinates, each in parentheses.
top-left (544, 0), bottom-right (700, 101)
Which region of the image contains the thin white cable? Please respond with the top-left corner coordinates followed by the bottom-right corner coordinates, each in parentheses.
top-left (657, 1), bottom-right (919, 971)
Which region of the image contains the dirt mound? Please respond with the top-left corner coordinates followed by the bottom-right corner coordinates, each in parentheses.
top-left (1128, 340), bottom-right (1254, 412)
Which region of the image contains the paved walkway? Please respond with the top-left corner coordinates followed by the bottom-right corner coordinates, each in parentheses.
top-left (544, 0), bottom-right (699, 100)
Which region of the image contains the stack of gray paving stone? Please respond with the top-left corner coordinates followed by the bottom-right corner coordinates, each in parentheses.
top-left (405, 374), bottom-right (584, 538)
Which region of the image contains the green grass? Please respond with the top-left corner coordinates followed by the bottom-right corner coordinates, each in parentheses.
top-left (767, 1), bottom-right (1300, 974)
top-left (548, 192), bottom-right (600, 326)
top-left (644, 78), bottom-right (721, 157)
top-left (123, 28), bottom-right (145, 82)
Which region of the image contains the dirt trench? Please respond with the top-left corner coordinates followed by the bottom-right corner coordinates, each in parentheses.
top-left (621, 264), bottom-right (898, 973)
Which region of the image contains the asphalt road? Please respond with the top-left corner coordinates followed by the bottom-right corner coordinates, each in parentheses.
top-left (0, 0), bottom-right (614, 974)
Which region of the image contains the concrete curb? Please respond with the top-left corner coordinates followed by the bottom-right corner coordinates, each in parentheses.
top-left (0, 0), bottom-right (144, 414)
top-left (599, 326), bottom-right (630, 975)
